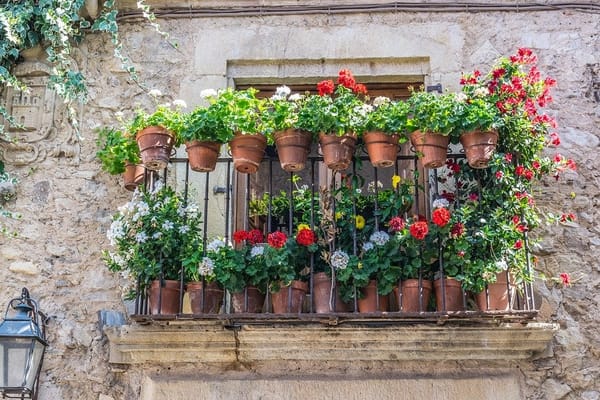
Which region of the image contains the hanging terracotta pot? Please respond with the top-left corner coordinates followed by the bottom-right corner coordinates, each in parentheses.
top-left (123, 163), bottom-right (145, 191)
top-left (231, 285), bottom-right (265, 313)
top-left (433, 277), bottom-right (465, 312)
top-left (136, 126), bottom-right (175, 171)
top-left (318, 133), bottom-right (357, 171)
top-left (186, 281), bottom-right (224, 314)
top-left (475, 271), bottom-right (514, 311)
top-left (459, 130), bottom-right (499, 169)
top-left (363, 131), bottom-right (400, 168)
top-left (185, 140), bottom-right (221, 172)
top-left (357, 280), bottom-right (389, 312)
top-left (393, 279), bottom-right (432, 313)
top-left (312, 272), bottom-right (350, 313)
top-left (229, 133), bottom-right (267, 174)
top-left (409, 130), bottom-right (450, 169)
top-left (148, 279), bottom-right (182, 315)
top-left (271, 280), bottom-right (308, 313)
top-left (274, 129), bottom-right (312, 172)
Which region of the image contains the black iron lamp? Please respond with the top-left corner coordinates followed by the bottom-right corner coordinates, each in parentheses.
top-left (0, 288), bottom-right (48, 399)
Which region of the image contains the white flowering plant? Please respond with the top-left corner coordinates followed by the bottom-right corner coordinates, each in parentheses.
top-left (103, 184), bottom-right (203, 292)
top-left (128, 99), bottom-right (187, 145)
top-left (335, 230), bottom-right (401, 301)
top-left (261, 86), bottom-right (307, 144)
top-left (364, 97), bottom-right (411, 137)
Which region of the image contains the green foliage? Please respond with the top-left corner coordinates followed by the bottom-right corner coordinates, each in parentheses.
top-left (95, 127), bottom-right (140, 175)
top-left (407, 90), bottom-right (463, 142)
top-left (364, 97), bottom-right (410, 136)
top-left (103, 185), bottom-right (203, 290)
top-left (128, 103), bottom-right (186, 144)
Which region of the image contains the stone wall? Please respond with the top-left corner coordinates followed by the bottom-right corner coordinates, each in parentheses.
top-left (0, 4), bottom-right (598, 400)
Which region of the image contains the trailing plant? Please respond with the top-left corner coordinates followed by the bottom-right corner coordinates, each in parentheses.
top-left (96, 127), bottom-right (140, 175)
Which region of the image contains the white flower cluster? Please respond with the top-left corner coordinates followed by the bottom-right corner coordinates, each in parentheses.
top-left (250, 245), bottom-right (265, 258)
top-left (207, 238), bottom-right (226, 253)
top-left (200, 88), bottom-right (218, 99)
top-left (362, 242), bottom-right (374, 252)
top-left (372, 96), bottom-right (390, 107)
top-left (289, 93), bottom-right (303, 102)
top-left (198, 257), bottom-right (215, 277)
top-left (330, 250), bottom-right (350, 270)
top-left (456, 92), bottom-right (468, 102)
top-left (432, 198), bottom-right (450, 209)
top-left (367, 180), bottom-right (383, 194)
top-left (369, 231), bottom-right (390, 246)
top-left (473, 87), bottom-right (489, 97)
top-left (271, 85), bottom-right (292, 101)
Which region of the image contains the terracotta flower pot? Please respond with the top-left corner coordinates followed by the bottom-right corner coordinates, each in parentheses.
top-left (274, 129), bottom-right (312, 172)
top-left (229, 133), bottom-right (267, 174)
top-left (357, 280), bottom-right (389, 312)
top-left (459, 130), bottom-right (499, 169)
top-left (123, 163), bottom-right (145, 191)
top-left (148, 279), bottom-right (182, 315)
top-left (136, 126), bottom-right (175, 171)
top-left (312, 272), bottom-right (349, 313)
top-left (363, 131), bottom-right (400, 168)
top-left (271, 280), bottom-right (308, 313)
top-left (393, 279), bottom-right (432, 312)
top-left (409, 130), bottom-right (450, 169)
top-left (318, 133), bottom-right (357, 171)
top-left (434, 277), bottom-right (465, 312)
top-left (185, 140), bottom-right (221, 172)
top-left (475, 271), bottom-right (514, 311)
top-left (231, 285), bottom-right (265, 313)
top-left (186, 281), bottom-right (224, 314)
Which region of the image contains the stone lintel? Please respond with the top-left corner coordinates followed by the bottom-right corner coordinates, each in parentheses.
top-left (104, 321), bottom-right (558, 365)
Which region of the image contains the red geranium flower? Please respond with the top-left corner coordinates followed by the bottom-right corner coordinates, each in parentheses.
top-left (317, 79), bottom-right (335, 96)
top-left (232, 230), bottom-right (249, 244)
top-left (296, 228), bottom-right (316, 246)
top-left (559, 272), bottom-right (571, 286)
top-left (337, 69), bottom-right (356, 90)
top-left (549, 132), bottom-right (560, 146)
top-left (267, 231), bottom-right (287, 249)
top-left (432, 207), bottom-right (451, 227)
top-left (450, 222), bottom-right (465, 238)
top-left (388, 216), bottom-right (405, 233)
top-left (354, 83), bottom-right (368, 95)
top-left (247, 229), bottom-right (264, 245)
top-left (514, 239), bottom-right (523, 250)
top-left (409, 221), bottom-right (429, 240)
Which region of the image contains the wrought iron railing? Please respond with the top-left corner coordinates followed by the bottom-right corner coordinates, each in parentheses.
top-left (131, 146), bottom-right (538, 322)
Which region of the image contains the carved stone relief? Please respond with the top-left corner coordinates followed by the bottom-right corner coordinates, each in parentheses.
top-left (0, 47), bottom-right (80, 166)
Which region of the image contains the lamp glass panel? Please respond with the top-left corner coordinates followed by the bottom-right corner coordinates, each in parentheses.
top-left (0, 338), bottom-right (32, 389)
top-left (24, 340), bottom-right (45, 391)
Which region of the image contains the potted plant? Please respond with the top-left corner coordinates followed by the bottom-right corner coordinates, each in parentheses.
top-left (103, 184), bottom-right (203, 314)
top-left (128, 99), bottom-right (186, 171)
top-left (207, 229), bottom-right (268, 313)
top-left (297, 69), bottom-right (369, 171)
top-left (455, 72), bottom-right (504, 168)
top-left (214, 88), bottom-right (267, 174)
top-left (407, 89), bottom-right (462, 168)
top-left (179, 90), bottom-right (234, 172)
top-left (363, 97), bottom-right (410, 168)
top-left (264, 228), bottom-right (317, 313)
top-left (262, 86), bottom-right (312, 172)
top-left (96, 127), bottom-right (145, 191)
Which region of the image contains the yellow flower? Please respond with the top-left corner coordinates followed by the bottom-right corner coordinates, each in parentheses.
top-left (335, 211), bottom-right (343, 220)
top-left (355, 215), bottom-right (365, 230)
top-left (392, 175), bottom-right (401, 189)
top-left (297, 223), bottom-right (310, 232)
top-left (358, 262), bottom-right (363, 269)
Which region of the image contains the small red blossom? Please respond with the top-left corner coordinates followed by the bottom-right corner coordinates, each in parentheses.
top-left (317, 79), bottom-right (335, 96)
top-left (354, 83), bottom-right (368, 94)
top-left (516, 224), bottom-right (526, 233)
top-left (388, 216), bottom-right (406, 233)
top-left (409, 221), bottom-right (429, 240)
top-left (451, 222), bottom-right (465, 238)
top-left (523, 169), bottom-right (534, 181)
top-left (337, 69), bottom-right (356, 90)
top-left (545, 76), bottom-right (557, 87)
top-left (559, 272), bottom-right (571, 286)
top-left (492, 68), bottom-right (506, 79)
top-left (233, 230), bottom-right (249, 244)
top-left (553, 153), bottom-right (563, 163)
top-left (532, 160), bottom-right (541, 170)
top-left (247, 229), bottom-right (264, 245)
top-left (504, 153), bottom-right (513, 163)
top-left (496, 171), bottom-right (504, 180)
top-left (512, 215), bottom-right (521, 225)
top-left (468, 193), bottom-right (479, 202)
top-left (524, 98), bottom-right (537, 117)
top-left (549, 132), bottom-right (561, 146)
top-left (440, 191), bottom-right (456, 203)
top-left (566, 158), bottom-right (577, 171)
top-left (432, 207), bottom-right (451, 227)
top-left (515, 165), bottom-right (525, 176)
top-left (527, 66), bottom-right (541, 84)
top-left (446, 159), bottom-right (460, 173)
top-left (510, 47), bottom-right (537, 64)
top-left (514, 239), bottom-right (523, 250)
top-left (267, 231), bottom-right (287, 249)
top-left (296, 228), bottom-right (316, 246)
top-left (457, 251), bottom-right (465, 258)
top-left (560, 213), bottom-right (576, 223)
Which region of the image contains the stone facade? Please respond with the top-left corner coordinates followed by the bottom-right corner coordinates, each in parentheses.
top-left (0, 2), bottom-right (598, 399)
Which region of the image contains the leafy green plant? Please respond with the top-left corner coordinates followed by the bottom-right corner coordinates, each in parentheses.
top-left (96, 127), bottom-right (140, 175)
top-left (128, 100), bottom-right (187, 145)
top-left (407, 89), bottom-right (463, 143)
top-left (261, 86), bottom-right (306, 144)
top-left (365, 97), bottom-right (410, 136)
top-left (103, 184), bottom-right (204, 291)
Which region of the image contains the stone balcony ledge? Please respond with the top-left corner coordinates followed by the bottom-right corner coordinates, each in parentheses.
top-left (104, 319), bottom-right (558, 365)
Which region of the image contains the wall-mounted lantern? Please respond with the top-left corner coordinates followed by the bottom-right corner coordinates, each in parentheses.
top-left (0, 288), bottom-right (48, 399)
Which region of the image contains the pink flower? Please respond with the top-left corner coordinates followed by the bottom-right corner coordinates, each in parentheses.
top-left (559, 273), bottom-right (571, 286)
top-left (496, 171), bottom-right (504, 179)
top-left (388, 216), bottom-right (405, 233)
